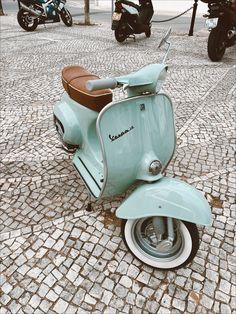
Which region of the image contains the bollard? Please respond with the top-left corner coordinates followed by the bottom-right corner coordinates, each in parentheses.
top-left (189, 0), bottom-right (198, 36)
top-left (112, 0), bottom-right (114, 15)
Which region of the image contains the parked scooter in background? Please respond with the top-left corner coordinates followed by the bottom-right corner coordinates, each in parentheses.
top-left (112, 0), bottom-right (154, 42)
top-left (201, 0), bottom-right (236, 61)
top-left (17, 0), bottom-right (72, 31)
top-left (53, 29), bottom-right (212, 269)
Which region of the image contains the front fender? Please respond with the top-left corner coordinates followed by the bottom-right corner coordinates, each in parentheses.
top-left (116, 177), bottom-right (212, 226)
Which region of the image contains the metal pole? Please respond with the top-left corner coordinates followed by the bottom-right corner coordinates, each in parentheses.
top-left (112, 0), bottom-right (114, 15)
top-left (188, 0), bottom-right (198, 36)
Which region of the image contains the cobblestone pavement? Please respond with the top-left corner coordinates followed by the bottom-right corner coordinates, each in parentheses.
top-left (0, 14), bottom-right (235, 314)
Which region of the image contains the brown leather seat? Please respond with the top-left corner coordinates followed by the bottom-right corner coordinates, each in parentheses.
top-left (62, 66), bottom-right (112, 112)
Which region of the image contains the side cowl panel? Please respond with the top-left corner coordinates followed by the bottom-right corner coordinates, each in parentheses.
top-left (54, 93), bottom-right (82, 146)
top-left (116, 177), bottom-right (212, 226)
top-left (54, 92), bottom-right (98, 146)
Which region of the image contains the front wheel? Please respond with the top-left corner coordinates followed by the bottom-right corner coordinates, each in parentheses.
top-left (60, 8), bottom-right (73, 27)
top-left (17, 9), bottom-right (38, 31)
top-left (208, 27), bottom-right (226, 61)
top-left (122, 218), bottom-right (199, 270)
top-left (115, 28), bottom-right (127, 42)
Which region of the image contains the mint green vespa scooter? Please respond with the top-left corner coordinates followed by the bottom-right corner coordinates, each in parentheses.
top-left (54, 29), bottom-right (212, 269)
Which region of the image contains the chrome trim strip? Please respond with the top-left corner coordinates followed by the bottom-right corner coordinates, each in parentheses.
top-left (158, 92), bottom-right (177, 172)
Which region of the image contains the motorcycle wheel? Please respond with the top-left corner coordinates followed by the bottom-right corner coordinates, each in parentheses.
top-left (60, 8), bottom-right (73, 27)
top-left (115, 28), bottom-right (127, 42)
top-left (122, 218), bottom-right (199, 270)
top-left (17, 9), bottom-right (38, 31)
top-left (145, 27), bottom-right (151, 38)
top-left (208, 27), bottom-right (226, 61)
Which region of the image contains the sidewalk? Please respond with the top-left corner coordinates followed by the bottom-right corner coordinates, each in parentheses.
top-left (0, 14), bottom-right (235, 314)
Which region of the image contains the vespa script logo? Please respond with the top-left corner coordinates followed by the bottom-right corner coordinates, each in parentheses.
top-left (109, 125), bottom-right (134, 142)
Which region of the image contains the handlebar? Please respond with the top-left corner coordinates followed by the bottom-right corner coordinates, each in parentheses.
top-left (86, 78), bottom-right (117, 91)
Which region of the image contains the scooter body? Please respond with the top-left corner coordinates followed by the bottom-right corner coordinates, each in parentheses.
top-left (54, 30), bottom-right (212, 269)
top-left (55, 89), bottom-right (175, 199)
top-left (112, 0), bottom-right (154, 42)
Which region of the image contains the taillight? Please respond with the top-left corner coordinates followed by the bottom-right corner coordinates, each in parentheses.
top-left (115, 1), bottom-right (122, 13)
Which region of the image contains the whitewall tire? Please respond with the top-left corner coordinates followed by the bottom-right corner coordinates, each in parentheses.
top-left (122, 218), bottom-right (199, 270)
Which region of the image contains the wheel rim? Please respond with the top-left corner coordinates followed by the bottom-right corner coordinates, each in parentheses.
top-left (124, 217), bottom-right (192, 269)
top-left (64, 13), bottom-right (70, 22)
top-left (22, 12), bottom-right (35, 27)
top-left (132, 218), bottom-right (183, 262)
top-left (115, 29), bottom-right (126, 42)
top-left (62, 10), bottom-right (72, 23)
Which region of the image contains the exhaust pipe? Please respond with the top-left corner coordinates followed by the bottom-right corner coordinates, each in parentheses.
top-left (20, 3), bottom-right (42, 16)
top-left (228, 29), bottom-right (236, 39)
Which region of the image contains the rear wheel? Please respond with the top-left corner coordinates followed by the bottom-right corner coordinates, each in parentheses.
top-left (208, 27), bottom-right (226, 61)
top-left (115, 28), bottom-right (127, 42)
top-left (60, 8), bottom-right (73, 27)
top-left (122, 217), bottom-right (199, 270)
top-left (17, 9), bottom-right (38, 31)
top-left (145, 26), bottom-right (151, 38)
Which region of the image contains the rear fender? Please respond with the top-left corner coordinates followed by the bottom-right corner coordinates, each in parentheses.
top-left (116, 177), bottom-right (212, 226)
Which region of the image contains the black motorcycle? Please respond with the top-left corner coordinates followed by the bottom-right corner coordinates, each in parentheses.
top-left (201, 0), bottom-right (236, 61)
top-left (17, 0), bottom-right (72, 31)
top-left (111, 0), bottom-right (154, 42)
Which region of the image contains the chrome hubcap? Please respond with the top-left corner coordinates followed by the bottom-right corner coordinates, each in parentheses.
top-left (132, 218), bottom-right (184, 261)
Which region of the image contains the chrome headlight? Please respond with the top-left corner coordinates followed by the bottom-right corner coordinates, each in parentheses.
top-left (155, 68), bottom-right (168, 93)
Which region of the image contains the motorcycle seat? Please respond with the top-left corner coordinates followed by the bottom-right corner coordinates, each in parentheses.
top-left (62, 66), bottom-right (112, 112)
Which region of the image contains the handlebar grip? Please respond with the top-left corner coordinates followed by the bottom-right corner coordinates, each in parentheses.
top-left (86, 78), bottom-right (117, 91)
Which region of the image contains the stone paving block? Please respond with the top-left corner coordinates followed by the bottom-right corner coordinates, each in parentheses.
top-left (9, 286), bottom-right (24, 299)
top-left (102, 277), bottom-right (115, 291)
top-left (53, 298), bottom-right (69, 313)
top-left (0, 294), bottom-right (11, 306)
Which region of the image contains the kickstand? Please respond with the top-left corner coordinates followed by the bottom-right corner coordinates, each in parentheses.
top-left (86, 202), bottom-right (92, 212)
top-left (86, 193), bottom-right (94, 212)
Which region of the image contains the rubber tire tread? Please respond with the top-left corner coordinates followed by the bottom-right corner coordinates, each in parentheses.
top-left (207, 27), bottom-right (226, 62)
top-left (60, 8), bottom-right (73, 27)
top-left (145, 27), bottom-right (151, 38)
top-left (115, 28), bottom-right (127, 42)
